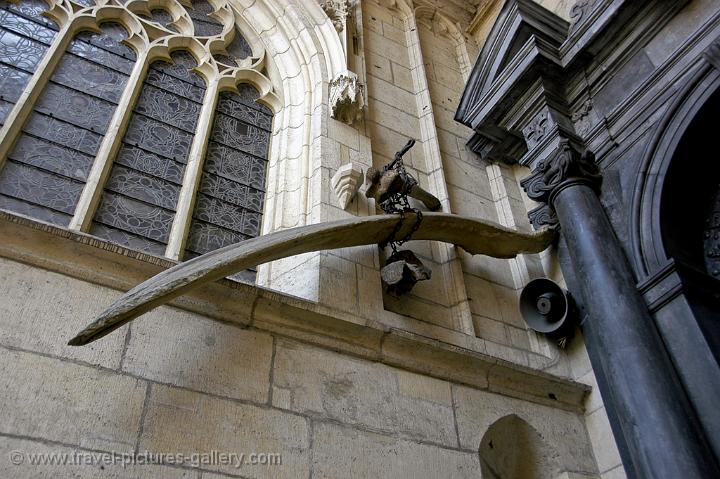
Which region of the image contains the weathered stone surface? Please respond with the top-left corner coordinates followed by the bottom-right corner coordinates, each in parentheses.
top-left (272, 340), bottom-right (457, 447)
top-left (0, 437), bottom-right (194, 478)
top-left (312, 423), bottom-right (479, 479)
top-left (585, 406), bottom-right (624, 474)
top-left (139, 385), bottom-right (309, 478)
top-left (0, 348), bottom-right (146, 452)
top-left (0, 258), bottom-right (126, 368)
top-left (123, 310), bottom-right (273, 403)
top-left (453, 384), bottom-right (598, 476)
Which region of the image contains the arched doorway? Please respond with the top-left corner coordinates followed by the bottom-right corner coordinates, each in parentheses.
top-left (632, 62), bottom-right (720, 464)
top-left (659, 86), bottom-right (720, 354)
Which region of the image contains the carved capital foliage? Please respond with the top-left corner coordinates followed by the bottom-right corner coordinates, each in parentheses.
top-left (319, 0), bottom-right (350, 32)
top-left (528, 204), bottom-right (559, 230)
top-left (521, 139), bottom-right (601, 228)
top-left (527, 139), bottom-right (601, 200)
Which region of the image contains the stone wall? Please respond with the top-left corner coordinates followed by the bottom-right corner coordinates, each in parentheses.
top-left (0, 254), bottom-right (602, 478)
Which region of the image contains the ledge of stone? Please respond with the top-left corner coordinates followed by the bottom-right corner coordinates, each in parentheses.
top-left (0, 210), bottom-right (589, 412)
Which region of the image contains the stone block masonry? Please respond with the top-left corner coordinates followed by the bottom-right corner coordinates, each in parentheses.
top-left (0, 256), bottom-right (601, 478)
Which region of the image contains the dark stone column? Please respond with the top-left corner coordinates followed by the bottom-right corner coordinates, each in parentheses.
top-left (523, 140), bottom-right (719, 478)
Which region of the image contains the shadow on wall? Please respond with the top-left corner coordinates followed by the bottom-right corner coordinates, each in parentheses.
top-left (479, 414), bottom-right (562, 479)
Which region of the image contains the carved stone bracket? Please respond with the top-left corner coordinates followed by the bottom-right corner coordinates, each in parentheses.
top-left (521, 139), bottom-right (601, 229)
top-left (329, 70), bottom-right (366, 125)
top-left (331, 162), bottom-right (363, 209)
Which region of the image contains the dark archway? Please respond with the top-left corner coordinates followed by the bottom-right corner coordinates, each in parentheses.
top-left (631, 57), bottom-right (720, 464)
top-left (659, 85), bottom-right (720, 355)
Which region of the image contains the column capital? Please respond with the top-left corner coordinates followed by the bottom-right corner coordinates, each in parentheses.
top-left (521, 139), bottom-right (602, 229)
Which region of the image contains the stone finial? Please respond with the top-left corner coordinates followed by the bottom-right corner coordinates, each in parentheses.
top-left (331, 162), bottom-right (363, 209)
top-left (329, 71), bottom-right (366, 125)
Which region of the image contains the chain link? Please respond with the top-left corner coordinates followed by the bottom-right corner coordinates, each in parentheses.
top-left (378, 154), bottom-right (423, 254)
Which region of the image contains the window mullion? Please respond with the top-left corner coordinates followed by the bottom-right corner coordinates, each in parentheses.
top-left (69, 47), bottom-right (150, 232)
top-left (164, 74), bottom-right (221, 260)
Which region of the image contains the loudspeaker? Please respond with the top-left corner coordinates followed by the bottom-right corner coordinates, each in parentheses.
top-left (519, 278), bottom-right (574, 339)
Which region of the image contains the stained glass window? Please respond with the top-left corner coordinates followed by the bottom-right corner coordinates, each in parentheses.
top-left (90, 51), bottom-right (205, 256)
top-left (185, 85), bottom-right (271, 281)
top-left (0, 20), bottom-right (133, 226)
top-left (0, 1), bottom-right (273, 278)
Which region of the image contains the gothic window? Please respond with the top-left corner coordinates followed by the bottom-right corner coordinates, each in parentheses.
top-left (0, 20), bottom-right (133, 226)
top-left (185, 85), bottom-right (271, 279)
top-left (91, 51), bottom-right (205, 256)
top-left (0, 0), bottom-right (276, 280)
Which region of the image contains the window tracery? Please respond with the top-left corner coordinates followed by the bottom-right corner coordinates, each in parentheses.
top-left (0, 0), bottom-right (278, 276)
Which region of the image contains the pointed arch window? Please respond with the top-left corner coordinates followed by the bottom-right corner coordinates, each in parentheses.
top-left (0, 21), bottom-right (134, 226)
top-left (184, 85), bottom-right (271, 279)
top-left (90, 51), bottom-right (205, 256)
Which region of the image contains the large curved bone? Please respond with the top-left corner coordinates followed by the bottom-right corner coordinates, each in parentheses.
top-left (68, 213), bottom-right (555, 346)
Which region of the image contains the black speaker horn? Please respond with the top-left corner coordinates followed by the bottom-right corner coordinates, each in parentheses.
top-left (519, 278), bottom-right (575, 343)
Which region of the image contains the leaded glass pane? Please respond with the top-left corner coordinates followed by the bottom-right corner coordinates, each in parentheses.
top-left (0, 161), bottom-right (84, 214)
top-left (187, 0), bottom-right (224, 37)
top-left (148, 8), bottom-right (177, 32)
top-left (93, 192), bottom-right (175, 243)
top-left (185, 85), bottom-right (271, 280)
top-left (4, 0), bottom-right (58, 29)
top-left (92, 50), bottom-right (206, 254)
top-left (0, 99), bottom-right (12, 126)
top-left (8, 134), bottom-right (93, 181)
top-left (0, 64), bottom-right (30, 103)
top-left (0, 193), bottom-right (71, 226)
top-left (0, 29), bottom-right (52, 71)
top-left (0, 21), bottom-right (129, 225)
top-left (90, 223), bottom-right (167, 256)
top-left (114, 146), bottom-right (185, 184)
top-left (134, 84), bottom-right (202, 133)
top-left (214, 29), bottom-right (252, 66)
top-left (0, 2), bottom-right (47, 129)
